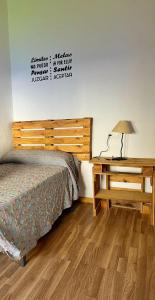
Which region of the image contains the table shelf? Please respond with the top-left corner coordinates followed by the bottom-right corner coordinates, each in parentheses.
top-left (95, 189), bottom-right (152, 203)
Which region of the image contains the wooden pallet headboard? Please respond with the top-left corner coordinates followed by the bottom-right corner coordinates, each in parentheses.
top-left (12, 118), bottom-right (93, 161)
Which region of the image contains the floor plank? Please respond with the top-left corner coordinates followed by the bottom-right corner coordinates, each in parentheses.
top-left (0, 203), bottom-right (155, 300)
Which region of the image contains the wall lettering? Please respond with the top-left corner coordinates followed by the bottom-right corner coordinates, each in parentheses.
top-left (30, 52), bottom-right (72, 83)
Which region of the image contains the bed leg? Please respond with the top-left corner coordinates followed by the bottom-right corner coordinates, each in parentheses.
top-left (19, 256), bottom-right (27, 267)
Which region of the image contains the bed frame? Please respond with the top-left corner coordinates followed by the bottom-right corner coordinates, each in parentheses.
top-left (12, 117), bottom-right (92, 266)
top-left (12, 118), bottom-right (93, 161)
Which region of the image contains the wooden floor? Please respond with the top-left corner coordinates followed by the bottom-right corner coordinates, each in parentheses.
top-left (0, 203), bottom-right (155, 300)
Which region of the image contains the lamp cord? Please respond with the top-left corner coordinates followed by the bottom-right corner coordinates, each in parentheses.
top-left (120, 133), bottom-right (124, 158)
top-left (99, 134), bottom-right (112, 157)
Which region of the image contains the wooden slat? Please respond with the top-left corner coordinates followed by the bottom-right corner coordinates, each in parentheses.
top-left (14, 146), bottom-right (45, 150)
top-left (14, 142), bottom-right (89, 151)
top-left (12, 118), bottom-right (91, 129)
top-left (45, 137), bottom-right (89, 145)
top-left (13, 130), bottom-right (45, 137)
top-left (13, 138), bottom-right (45, 145)
top-left (93, 170), bottom-right (153, 179)
top-left (110, 187), bottom-right (142, 192)
top-left (45, 128), bottom-right (90, 137)
top-left (45, 145), bottom-right (89, 153)
top-left (13, 137), bottom-right (89, 145)
top-left (110, 174), bottom-right (143, 184)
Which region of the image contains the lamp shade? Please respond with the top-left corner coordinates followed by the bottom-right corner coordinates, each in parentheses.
top-left (112, 120), bottom-right (134, 134)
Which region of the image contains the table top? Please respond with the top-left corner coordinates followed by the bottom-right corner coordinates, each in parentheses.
top-left (90, 157), bottom-right (155, 167)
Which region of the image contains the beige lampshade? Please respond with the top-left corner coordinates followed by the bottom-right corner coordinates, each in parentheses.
top-left (112, 120), bottom-right (134, 134)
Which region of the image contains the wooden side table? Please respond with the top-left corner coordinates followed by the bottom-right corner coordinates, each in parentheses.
top-left (91, 157), bottom-right (155, 225)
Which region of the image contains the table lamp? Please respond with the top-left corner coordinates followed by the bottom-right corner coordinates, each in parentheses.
top-left (112, 120), bottom-right (134, 160)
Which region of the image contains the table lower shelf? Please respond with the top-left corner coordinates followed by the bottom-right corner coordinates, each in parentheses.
top-left (95, 189), bottom-right (152, 203)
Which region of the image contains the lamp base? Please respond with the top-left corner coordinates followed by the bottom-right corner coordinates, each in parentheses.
top-left (112, 157), bottom-right (127, 161)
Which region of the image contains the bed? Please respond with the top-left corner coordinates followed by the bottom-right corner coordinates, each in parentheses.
top-left (0, 118), bottom-right (92, 266)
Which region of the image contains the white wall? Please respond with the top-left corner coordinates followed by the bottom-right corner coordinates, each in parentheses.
top-left (7, 0), bottom-right (155, 196)
top-left (0, 0), bottom-right (12, 156)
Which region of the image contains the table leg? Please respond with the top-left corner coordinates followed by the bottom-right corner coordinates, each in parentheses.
top-left (152, 172), bottom-right (155, 225)
top-left (106, 173), bottom-right (111, 210)
top-left (93, 174), bottom-right (101, 216)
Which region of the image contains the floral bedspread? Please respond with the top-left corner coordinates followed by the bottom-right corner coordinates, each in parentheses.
top-left (0, 162), bottom-right (78, 262)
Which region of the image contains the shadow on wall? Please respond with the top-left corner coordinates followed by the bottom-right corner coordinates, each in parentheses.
top-left (79, 165), bottom-right (86, 196)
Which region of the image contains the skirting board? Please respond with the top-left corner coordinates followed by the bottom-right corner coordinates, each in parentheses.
top-left (79, 197), bottom-right (93, 204)
top-left (79, 197), bottom-right (106, 208)
top-left (79, 197), bottom-right (150, 214)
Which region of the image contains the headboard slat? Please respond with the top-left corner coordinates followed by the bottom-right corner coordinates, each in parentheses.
top-left (12, 118), bottom-right (91, 129)
top-left (12, 118), bottom-right (92, 161)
